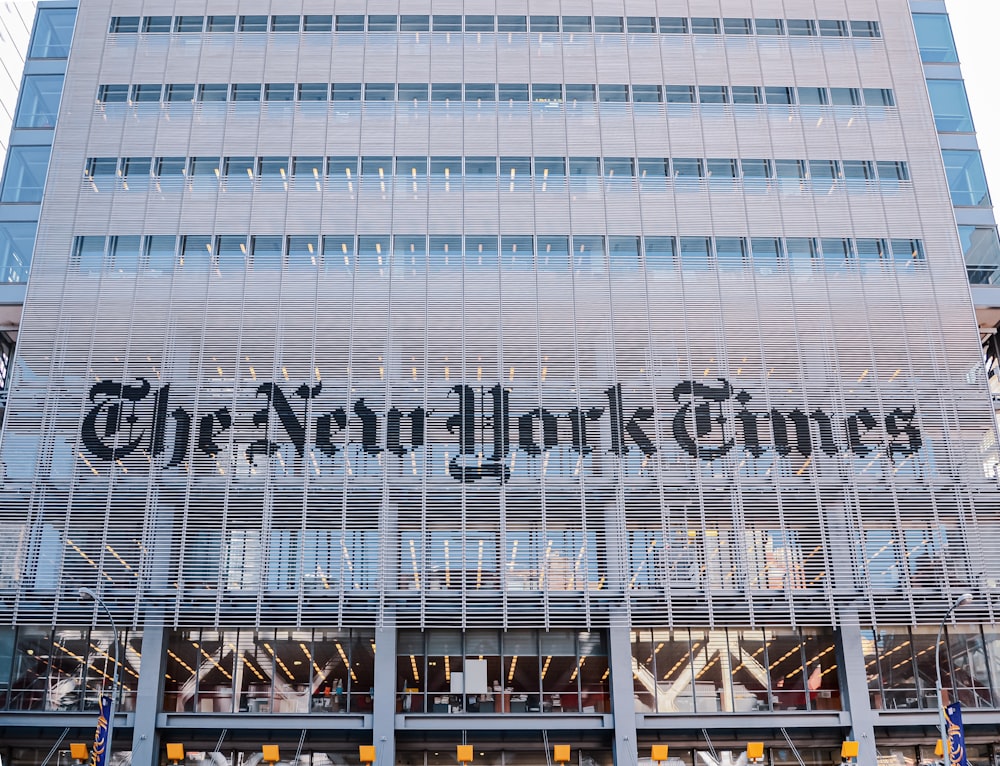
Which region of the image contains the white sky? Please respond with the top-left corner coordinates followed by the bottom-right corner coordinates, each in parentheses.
top-left (946, 0), bottom-right (1000, 200)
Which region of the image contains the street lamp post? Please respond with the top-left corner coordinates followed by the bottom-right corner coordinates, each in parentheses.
top-left (80, 587), bottom-right (120, 766)
top-left (935, 593), bottom-right (974, 766)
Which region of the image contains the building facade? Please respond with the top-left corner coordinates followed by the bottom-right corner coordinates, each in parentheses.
top-left (2, 1), bottom-right (1000, 765)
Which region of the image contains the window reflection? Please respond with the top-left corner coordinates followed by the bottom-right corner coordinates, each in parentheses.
top-left (631, 627), bottom-right (840, 713)
top-left (163, 628), bottom-right (374, 713)
top-left (397, 629), bottom-right (608, 714)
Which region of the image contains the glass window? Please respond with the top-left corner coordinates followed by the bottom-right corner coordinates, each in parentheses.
top-left (335, 16), bottom-right (365, 32)
top-left (842, 160), bottom-right (874, 181)
top-left (15, 74), bottom-right (63, 128)
top-left (786, 19), bottom-right (816, 37)
top-left (673, 158), bottom-right (704, 178)
top-left (180, 235), bottom-right (213, 270)
top-left (573, 235), bottom-right (605, 271)
top-left (529, 16), bottom-right (559, 32)
top-left (786, 237), bottom-right (818, 270)
top-left (198, 84), bottom-right (228, 102)
top-left (132, 84), bottom-right (162, 103)
top-left (863, 88), bottom-right (895, 107)
top-left (913, 13), bottom-right (958, 63)
top-left (775, 159), bottom-right (806, 179)
top-left (109, 16), bottom-right (139, 34)
top-left (498, 16), bottom-right (527, 32)
top-left (303, 15), bottom-right (333, 32)
top-left (433, 15), bottom-right (462, 31)
top-left (830, 87), bottom-right (861, 106)
top-left (155, 157), bottom-right (186, 177)
top-left (190, 156), bottom-right (220, 177)
top-left (628, 16), bottom-right (656, 35)
top-left (569, 157), bottom-right (600, 176)
top-left (797, 87), bottom-right (827, 106)
top-left (877, 161), bottom-right (910, 182)
top-left (751, 238), bottom-right (783, 271)
top-left (215, 235), bottom-right (247, 272)
top-left (538, 236), bottom-right (569, 270)
top-left (466, 15), bottom-right (495, 32)
top-left (851, 20), bottom-right (880, 38)
top-left (927, 80), bottom-right (974, 132)
top-left (239, 15), bottom-right (269, 32)
top-left (121, 157), bottom-right (150, 187)
top-left (174, 16), bottom-right (204, 32)
top-left (328, 157), bottom-right (358, 178)
top-left (765, 86), bottom-right (794, 105)
top-left (533, 84), bottom-right (563, 102)
top-left (666, 85), bottom-right (695, 103)
top-left (467, 235), bottom-right (499, 270)
top-left (367, 15), bottom-right (397, 32)
top-left (716, 237), bottom-right (748, 267)
top-left (819, 20), bottom-right (848, 37)
top-left (632, 85), bottom-right (663, 103)
top-left (265, 83), bottom-right (294, 101)
top-left (732, 86), bottom-right (762, 105)
top-left (271, 15), bottom-right (300, 32)
top-left (0, 221), bottom-right (36, 282)
top-left (856, 238), bottom-right (888, 267)
top-left (250, 236), bottom-right (283, 269)
top-left (291, 156), bottom-right (323, 178)
top-left (594, 16), bottom-right (624, 33)
top-left (820, 238), bottom-right (854, 267)
top-left (944, 150), bottom-right (992, 206)
top-left (298, 83), bottom-right (329, 101)
top-left (741, 159), bottom-right (772, 179)
top-left (566, 84), bottom-right (596, 103)
top-left (562, 16), bottom-right (591, 32)
top-left (361, 156), bottom-right (391, 178)
top-left (691, 17), bottom-right (720, 34)
top-left (699, 85), bottom-right (729, 104)
top-left (598, 84), bottom-right (628, 102)
top-left (500, 156), bottom-right (531, 181)
top-left (432, 83), bottom-right (462, 102)
top-left (399, 14), bottom-right (429, 31)
top-left (231, 84), bottom-right (262, 102)
top-left (500, 235), bottom-right (534, 270)
top-left (86, 157), bottom-right (118, 178)
top-left (224, 156), bottom-right (255, 179)
top-left (723, 18), bottom-right (752, 35)
top-left (287, 236), bottom-right (319, 269)
top-left (323, 235), bottom-right (356, 272)
top-left (707, 158), bottom-right (738, 178)
top-left (0, 145), bottom-right (50, 202)
top-left (332, 83), bottom-right (362, 102)
top-left (499, 83), bottom-right (529, 102)
top-left (809, 160), bottom-right (839, 180)
top-left (465, 157), bottom-right (497, 176)
top-left (755, 18), bottom-right (784, 35)
top-left (257, 157), bottom-right (288, 181)
top-left (165, 84), bottom-right (195, 102)
top-left (396, 156), bottom-right (427, 178)
top-left (659, 17), bottom-right (688, 34)
top-left (73, 236), bottom-right (105, 271)
top-left (644, 237), bottom-right (675, 269)
top-left (108, 236), bottom-right (141, 273)
top-left (465, 83), bottom-right (496, 101)
top-left (535, 157), bottom-right (565, 177)
top-left (398, 84), bottom-right (428, 102)
top-left (680, 237), bottom-right (711, 268)
top-left (365, 83), bottom-right (395, 101)
top-left (638, 158), bottom-right (669, 178)
top-left (604, 157), bottom-right (634, 178)
top-left (429, 235), bottom-right (461, 269)
top-left (207, 16), bottom-right (236, 32)
top-left (142, 16), bottom-right (172, 33)
top-left (430, 157), bottom-right (460, 177)
top-left (91, 82), bottom-right (125, 104)
top-left (959, 226), bottom-right (1000, 283)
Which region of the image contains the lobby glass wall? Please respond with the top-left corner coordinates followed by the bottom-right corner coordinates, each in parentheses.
top-left (163, 628), bottom-right (374, 713)
top-left (0, 625), bottom-right (140, 712)
top-left (397, 629), bottom-right (609, 713)
top-left (864, 625), bottom-right (1000, 710)
top-left (631, 627), bottom-right (840, 713)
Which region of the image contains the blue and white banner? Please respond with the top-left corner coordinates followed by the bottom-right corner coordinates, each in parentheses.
top-left (88, 695), bottom-right (112, 766)
top-left (945, 702), bottom-right (969, 766)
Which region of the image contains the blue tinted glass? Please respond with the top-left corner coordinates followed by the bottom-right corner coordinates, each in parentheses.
top-left (913, 13), bottom-right (959, 63)
top-left (0, 221), bottom-right (36, 282)
top-left (959, 225), bottom-right (1000, 284)
top-left (927, 79), bottom-right (974, 132)
top-left (14, 74), bottom-right (63, 128)
top-left (29, 8), bottom-right (76, 58)
top-left (943, 150), bottom-right (991, 207)
top-left (0, 145), bottom-right (51, 202)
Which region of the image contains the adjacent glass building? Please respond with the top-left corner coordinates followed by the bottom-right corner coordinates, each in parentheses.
top-left (2, 1), bottom-right (1000, 765)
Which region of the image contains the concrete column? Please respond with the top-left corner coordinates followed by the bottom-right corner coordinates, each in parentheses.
top-left (837, 616), bottom-right (877, 764)
top-left (608, 618), bottom-right (638, 766)
top-left (372, 623), bottom-right (397, 766)
top-left (131, 622), bottom-right (169, 765)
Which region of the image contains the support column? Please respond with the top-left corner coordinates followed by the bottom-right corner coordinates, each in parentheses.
top-left (372, 623), bottom-right (397, 766)
top-left (131, 622), bottom-right (169, 765)
top-left (837, 615), bottom-right (877, 765)
top-left (608, 618), bottom-right (638, 766)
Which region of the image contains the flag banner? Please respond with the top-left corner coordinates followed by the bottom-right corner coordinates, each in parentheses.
top-left (89, 695), bottom-right (112, 766)
top-left (945, 702), bottom-right (969, 766)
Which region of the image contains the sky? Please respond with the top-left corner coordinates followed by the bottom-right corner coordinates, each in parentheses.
top-left (946, 0), bottom-right (1000, 199)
